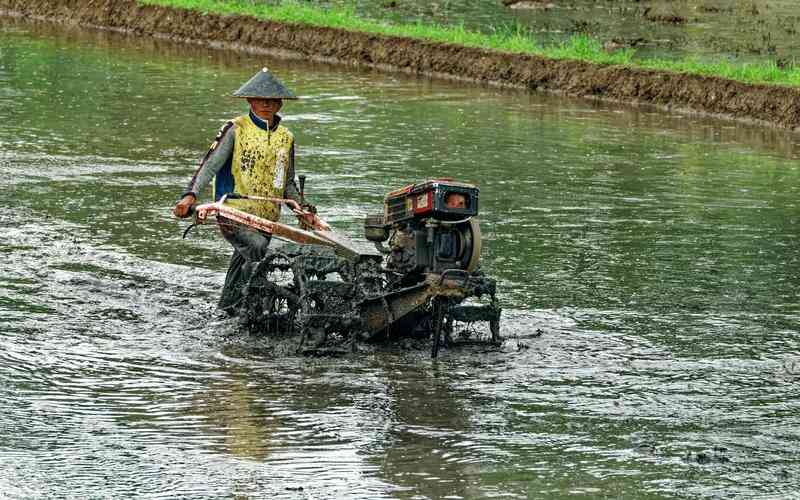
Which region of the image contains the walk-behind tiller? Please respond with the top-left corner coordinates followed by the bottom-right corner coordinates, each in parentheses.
top-left (185, 178), bottom-right (501, 357)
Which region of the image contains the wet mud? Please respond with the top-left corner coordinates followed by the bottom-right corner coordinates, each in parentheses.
top-left (3, 0), bottom-right (800, 130)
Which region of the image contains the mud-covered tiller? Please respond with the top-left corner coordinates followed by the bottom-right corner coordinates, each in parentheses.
top-left (184, 178), bottom-right (501, 357)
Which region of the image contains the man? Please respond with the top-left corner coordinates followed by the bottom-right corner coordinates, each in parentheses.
top-left (173, 67), bottom-right (302, 313)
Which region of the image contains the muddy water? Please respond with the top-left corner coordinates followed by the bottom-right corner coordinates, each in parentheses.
top-left (2, 20), bottom-right (800, 499)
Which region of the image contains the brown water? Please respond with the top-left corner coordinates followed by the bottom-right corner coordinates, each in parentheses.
top-left (1, 20), bottom-right (800, 499)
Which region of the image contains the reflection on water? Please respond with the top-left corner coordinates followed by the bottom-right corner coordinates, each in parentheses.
top-left (1, 19), bottom-right (800, 499)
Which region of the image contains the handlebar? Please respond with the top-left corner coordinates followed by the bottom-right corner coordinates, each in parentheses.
top-left (179, 192), bottom-right (331, 233)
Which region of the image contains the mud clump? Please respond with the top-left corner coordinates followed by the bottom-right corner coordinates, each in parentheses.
top-left (642, 7), bottom-right (687, 25)
top-left (3, 0), bottom-right (800, 130)
top-left (698, 5), bottom-right (723, 14)
top-left (684, 447), bottom-right (731, 465)
top-left (503, 0), bottom-right (555, 10)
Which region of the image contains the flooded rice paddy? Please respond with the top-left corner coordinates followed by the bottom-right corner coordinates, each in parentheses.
top-left (305, 0), bottom-right (800, 62)
top-left (2, 20), bottom-right (800, 499)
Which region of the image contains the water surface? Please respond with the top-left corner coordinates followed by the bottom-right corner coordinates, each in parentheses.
top-left (1, 20), bottom-right (800, 499)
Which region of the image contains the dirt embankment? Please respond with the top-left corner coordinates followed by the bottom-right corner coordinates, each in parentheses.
top-left (2, 0), bottom-right (800, 130)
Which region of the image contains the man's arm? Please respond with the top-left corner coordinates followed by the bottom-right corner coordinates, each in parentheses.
top-left (283, 143), bottom-right (302, 203)
top-left (173, 124), bottom-right (235, 218)
top-left (282, 143), bottom-right (320, 229)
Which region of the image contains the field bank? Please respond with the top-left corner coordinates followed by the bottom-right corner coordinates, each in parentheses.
top-left (2, 0), bottom-right (800, 130)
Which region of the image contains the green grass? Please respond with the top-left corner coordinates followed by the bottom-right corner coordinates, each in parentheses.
top-left (138, 0), bottom-right (800, 87)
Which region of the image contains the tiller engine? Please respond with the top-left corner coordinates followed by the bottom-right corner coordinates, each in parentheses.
top-left (186, 178), bottom-right (501, 357)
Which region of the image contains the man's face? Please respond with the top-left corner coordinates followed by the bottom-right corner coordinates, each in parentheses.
top-left (247, 98), bottom-right (282, 122)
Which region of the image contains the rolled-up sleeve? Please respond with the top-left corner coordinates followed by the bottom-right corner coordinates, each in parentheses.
top-left (283, 143), bottom-right (301, 203)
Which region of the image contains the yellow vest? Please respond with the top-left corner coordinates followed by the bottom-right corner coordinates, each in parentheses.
top-left (226, 115), bottom-right (293, 221)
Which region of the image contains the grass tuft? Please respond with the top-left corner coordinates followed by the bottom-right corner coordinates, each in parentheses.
top-left (138, 0), bottom-right (800, 87)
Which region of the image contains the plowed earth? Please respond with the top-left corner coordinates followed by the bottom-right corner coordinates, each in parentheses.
top-left (3, 0), bottom-right (800, 129)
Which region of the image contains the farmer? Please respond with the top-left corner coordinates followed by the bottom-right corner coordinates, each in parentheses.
top-left (173, 67), bottom-right (303, 313)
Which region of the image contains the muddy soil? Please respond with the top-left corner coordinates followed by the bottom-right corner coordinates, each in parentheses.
top-left (2, 0), bottom-right (800, 130)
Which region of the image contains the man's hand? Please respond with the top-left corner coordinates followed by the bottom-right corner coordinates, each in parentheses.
top-left (173, 194), bottom-right (196, 218)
